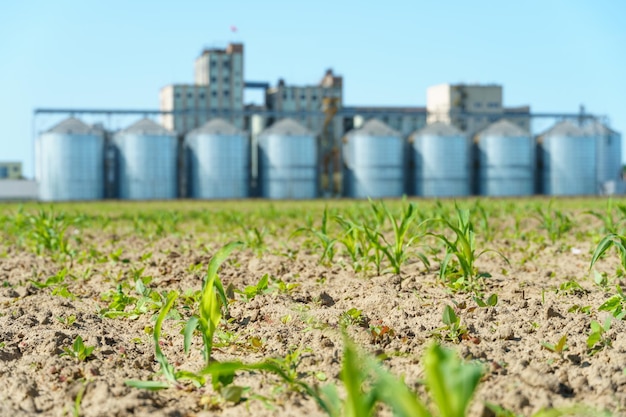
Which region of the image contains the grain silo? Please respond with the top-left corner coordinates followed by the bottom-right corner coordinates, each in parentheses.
top-left (476, 120), bottom-right (534, 196)
top-left (258, 118), bottom-right (318, 199)
top-left (342, 119), bottom-right (404, 198)
top-left (540, 120), bottom-right (596, 195)
top-left (113, 118), bottom-right (177, 200)
top-left (38, 117), bottom-right (104, 201)
top-left (583, 121), bottom-right (622, 195)
top-left (185, 118), bottom-right (249, 199)
top-left (411, 122), bottom-right (470, 197)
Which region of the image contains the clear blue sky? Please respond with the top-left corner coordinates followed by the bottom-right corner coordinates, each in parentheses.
top-left (1, 0), bottom-right (625, 178)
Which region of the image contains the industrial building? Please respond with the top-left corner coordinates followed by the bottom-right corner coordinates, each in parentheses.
top-left (31, 42), bottom-right (623, 201)
top-left (0, 162), bottom-right (23, 179)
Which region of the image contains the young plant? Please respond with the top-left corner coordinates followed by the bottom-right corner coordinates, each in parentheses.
top-left (364, 200), bottom-right (431, 275)
top-left (293, 207), bottom-right (337, 265)
top-left (431, 206), bottom-right (509, 293)
top-left (237, 273), bottom-right (272, 301)
top-left (534, 203), bottom-right (573, 244)
top-left (184, 241), bottom-right (243, 365)
top-left (437, 305), bottom-right (467, 342)
top-left (61, 336), bottom-right (95, 362)
top-left (541, 334), bottom-right (568, 357)
top-left (597, 285), bottom-right (626, 320)
top-left (591, 233), bottom-right (626, 278)
top-left (587, 316), bottom-right (612, 355)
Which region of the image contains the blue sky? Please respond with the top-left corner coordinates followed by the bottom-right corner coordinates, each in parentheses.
top-left (1, 0), bottom-right (625, 178)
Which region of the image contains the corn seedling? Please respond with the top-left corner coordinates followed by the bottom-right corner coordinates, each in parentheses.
top-left (587, 316), bottom-right (612, 355)
top-left (60, 336), bottom-right (95, 362)
top-left (430, 206), bottom-right (509, 293)
top-left (584, 199), bottom-right (626, 235)
top-left (534, 203), bottom-right (573, 244)
top-left (590, 233), bottom-right (626, 280)
top-left (292, 207), bottom-right (337, 265)
top-left (184, 241), bottom-right (243, 365)
top-left (364, 200), bottom-right (431, 275)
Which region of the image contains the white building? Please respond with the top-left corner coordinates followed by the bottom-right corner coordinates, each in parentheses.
top-left (427, 83), bottom-right (530, 134)
top-left (160, 43), bottom-right (244, 133)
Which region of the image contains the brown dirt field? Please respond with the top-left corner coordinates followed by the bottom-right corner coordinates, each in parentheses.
top-left (0, 199), bottom-right (625, 417)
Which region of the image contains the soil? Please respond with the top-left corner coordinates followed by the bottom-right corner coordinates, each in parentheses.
top-left (1, 199), bottom-right (625, 417)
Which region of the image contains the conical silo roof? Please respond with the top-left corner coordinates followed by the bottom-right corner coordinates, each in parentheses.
top-left (46, 117), bottom-right (99, 135)
top-left (543, 120), bottom-right (584, 137)
top-left (582, 121), bottom-right (618, 136)
top-left (260, 118), bottom-right (312, 136)
top-left (346, 119), bottom-right (400, 138)
top-left (188, 118), bottom-right (244, 136)
top-left (478, 119), bottom-right (529, 137)
top-left (414, 121), bottom-right (464, 137)
top-left (118, 118), bottom-right (173, 136)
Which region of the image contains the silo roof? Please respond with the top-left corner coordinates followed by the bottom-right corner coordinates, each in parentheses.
top-left (260, 118), bottom-right (312, 136)
top-left (46, 117), bottom-right (100, 135)
top-left (478, 119), bottom-right (529, 137)
top-left (582, 121), bottom-right (619, 136)
top-left (414, 121), bottom-right (463, 137)
top-left (346, 119), bottom-right (400, 138)
top-left (118, 118), bottom-right (174, 136)
top-left (188, 118), bottom-right (244, 136)
top-left (543, 120), bottom-right (584, 137)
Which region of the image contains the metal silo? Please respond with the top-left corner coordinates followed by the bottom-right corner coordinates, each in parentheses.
top-left (185, 118), bottom-right (249, 199)
top-left (411, 122), bottom-right (470, 197)
top-left (583, 121), bottom-right (622, 195)
top-left (113, 118), bottom-right (177, 200)
top-left (476, 120), bottom-right (534, 196)
top-left (342, 119), bottom-right (404, 198)
top-left (38, 117), bottom-right (104, 201)
top-left (540, 120), bottom-right (596, 195)
top-left (258, 118), bottom-right (317, 199)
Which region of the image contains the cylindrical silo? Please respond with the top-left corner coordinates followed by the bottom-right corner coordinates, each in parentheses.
top-left (258, 118), bottom-right (318, 199)
top-left (185, 118), bottom-right (249, 199)
top-left (411, 122), bottom-right (470, 197)
top-left (583, 121), bottom-right (622, 195)
top-left (476, 120), bottom-right (534, 196)
top-left (540, 120), bottom-right (596, 196)
top-left (38, 117), bottom-right (104, 201)
top-left (113, 118), bottom-right (177, 200)
top-left (342, 119), bottom-right (404, 198)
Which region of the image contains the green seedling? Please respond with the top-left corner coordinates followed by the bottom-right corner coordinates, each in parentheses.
top-left (557, 280), bottom-right (588, 296)
top-left (587, 316), bottom-right (612, 355)
top-left (333, 215), bottom-right (370, 273)
top-left (534, 203), bottom-right (573, 244)
top-left (437, 305), bottom-right (467, 342)
top-left (237, 273), bottom-right (271, 301)
top-left (430, 206), bottom-right (509, 293)
top-left (61, 336), bottom-right (95, 362)
top-left (473, 293), bottom-right (498, 307)
top-left (339, 308), bottom-right (366, 328)
top-left (293, 207), bottom-right (337, 265)
top-left (364, 200), bottom-right (431, 275)
top-left (541, 334), bottom-right (568, 356)
top-left (597, 285), bottom-right (626, 320)
top-left (584, 199), bottom-right (626, 234)
top-left (184, 241), bottom-right (243, 365)
top-left (271, 277), bottom-right (299, 294)
top-left (375, 342), bottom-right (483, 417)
top-left (56, 315), bottom-right (77, 327)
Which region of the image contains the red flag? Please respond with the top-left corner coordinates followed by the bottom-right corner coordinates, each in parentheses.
top-left (230, 25), bottom-right (237, 33)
